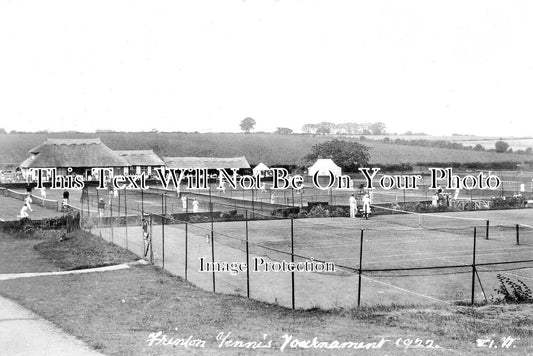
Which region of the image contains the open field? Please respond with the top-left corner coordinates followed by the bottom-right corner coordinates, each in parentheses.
top-left (0, 132), bottom-right (529, 168)
top-left (1, 229), bottom-right (533, 355)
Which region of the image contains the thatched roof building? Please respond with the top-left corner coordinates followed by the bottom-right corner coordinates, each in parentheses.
top-left (20, 138), bottom-right (128, 179)
top-left (115, 150), bottom-right (165, 175)
top-left (163, 156), bottom-right (250, 170)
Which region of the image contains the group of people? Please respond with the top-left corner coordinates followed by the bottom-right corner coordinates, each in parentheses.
top-left (181, 196), bottom-right (200, 213)
top-left (349, 192), bottom-right (372, 219)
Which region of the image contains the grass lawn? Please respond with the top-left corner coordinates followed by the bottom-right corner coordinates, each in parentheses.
top-left (0, 228), bottom-right (533, 355)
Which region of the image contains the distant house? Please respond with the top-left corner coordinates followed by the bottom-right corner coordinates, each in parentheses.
top-left (114, 150), bottom-right (165, 177)
top-left (19, 138), bottom-right (128, 181)
top-left (308, 158), bottom-right (342, 177)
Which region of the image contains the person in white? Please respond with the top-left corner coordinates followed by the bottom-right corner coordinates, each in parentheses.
top-left (40, 187), bottom-right (46, 200)
top-left (349, 194), bottom-right (357, 218)
top-left (181, 196), bottom-right (187, 211)
top-left (432, 193), bottom-right (439, 208)
top-left (362, 194), bottom-right (371, 219)
top-left (20, 203), bottom-right (30, 219)
top-left (270, 191), bottom-right (276, 204)
top-left (192, 199), bottom-right (199, 213)
top-left (24, 193), bottom-right (33, 212)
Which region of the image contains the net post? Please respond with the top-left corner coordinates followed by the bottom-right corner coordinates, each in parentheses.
top-left (471, 226), bottom-right (477, 306)
top-left (185, 223), bottom-right (188, 281)
top-left (210, 202), bottom-right (215, 293)
top-left (245, 210), bottom-right (250, 299)
top-left (485, 220), bottom-right (489, 240)
top-left (516, 224), bottom-right (520, 245)
top-left (357, 229), bottom-right (364, 307)
top-left (291, 217), bottom-right (295, 310)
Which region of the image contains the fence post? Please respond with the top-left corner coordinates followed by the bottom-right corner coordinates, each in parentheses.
top-left (96, 188), bottom-right (101, 237)
top-left (291, 218), bottom-right (295, 310)
top-left (210, 202), bottom-right (215, 293)
top-left (357, 229), bottom-right (364, 307)
top-left (124, 188), bottom-right (128, 250)
top-left (185, 223), bottom-right (188, 281)
top-left (485, 220), bottom-right (489, 240)
top-left (162, 216), bottom-right (165, 269)
top-left (110, 198), bottom-right (114, 242)
top-left (161, 194), bottom-right (165, 269)
top-left (245, 210), bottom-right (250, 299)
top-left (149, 214), bottom-right (154, 264)
top-left (141, 189), bottom-right (144, 215)
top-left (516, 224), bottom-right (520, 245)
top-left (471, 227), bottom-right (477, 306)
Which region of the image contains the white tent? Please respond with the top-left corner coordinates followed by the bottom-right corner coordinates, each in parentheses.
top-left (308, 159), bottom-right (342, 177)
top-left (253, 162), bottom-right (270, 176)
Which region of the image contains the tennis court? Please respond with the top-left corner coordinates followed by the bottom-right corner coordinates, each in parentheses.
top-left (88, 205), bottom-right (533, 308)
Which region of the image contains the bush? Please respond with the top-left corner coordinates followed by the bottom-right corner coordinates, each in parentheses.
top-left (307, 205), bottom-right (330, 218)
top-left (492, 274), bottom-right (533, 304)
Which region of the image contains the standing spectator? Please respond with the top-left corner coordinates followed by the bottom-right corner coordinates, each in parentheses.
top-left (62, 190), bottom-right (70, 210)
top-left (19, 203), bottom-right (30, 219)
top-left (362, 194), bottom-right (371, 219)
top-left (24, 193), bottom-right (33, 212)
top-left (192, 198), bottom-right (200, 213)
top-left (108, 185), bottom-right (114, 206)
top-left (181, 196), bottom-right (187, 211)
top-left (349, 194), bottom-right (357, 218)
top-left (270, 191), bottom-right (276, 205)
top-left (39, 187), bottom-right (47, 200)
top-left (431, 193), bottom-right (439, 208)
top-left (98, 198), bottom-right (106, 218)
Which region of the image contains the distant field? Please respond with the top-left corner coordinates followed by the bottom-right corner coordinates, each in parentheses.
top-left (0, 132), bottom-right (529, 168)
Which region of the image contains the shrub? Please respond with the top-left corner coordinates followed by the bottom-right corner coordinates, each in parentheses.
top-left (307, 205), bottom-right (330, 218)
top-left (492, 274), bottom-right (533, 304)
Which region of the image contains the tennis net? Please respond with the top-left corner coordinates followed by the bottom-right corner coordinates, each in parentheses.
top-left (371, 205), bottom-right (489, 236)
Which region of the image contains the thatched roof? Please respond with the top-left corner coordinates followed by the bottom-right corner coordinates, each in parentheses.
top-left (163, 156), bottom-right (250, 169)
top-left (21, 138), bottom-right (128, 168)
top-left (115, 150), bottom-right (165, 166)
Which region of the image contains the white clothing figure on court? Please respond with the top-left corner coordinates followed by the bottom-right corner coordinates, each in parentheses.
top-left (24, 194), bottom-right (33, 212)
top-left (192, 199), bottom-right (199, 213)
top-left (270, 191), bottom-right (276, 204)
top-left (349, 194), bottom-right (357, 218)
top-left (181, 196), bottom-right (187, 211)
top-left (362, 194), bottom-right (371, 218)
top-left (432, 193), bottom-right (439, 208)
top-left (40, 187), bottom-right (46, 200)
top-left (20, 203), bottom-right (30, 219)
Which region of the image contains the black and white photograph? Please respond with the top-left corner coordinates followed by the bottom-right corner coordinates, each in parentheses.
top-left (1, 1), bottom-right (533, 355)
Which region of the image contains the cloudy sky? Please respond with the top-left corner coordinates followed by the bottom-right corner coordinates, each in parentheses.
top-left (1, 1), bottom-right (532, 136)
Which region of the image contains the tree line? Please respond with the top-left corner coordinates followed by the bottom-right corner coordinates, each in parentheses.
top-left (301, 122), bottom-right (386, 135)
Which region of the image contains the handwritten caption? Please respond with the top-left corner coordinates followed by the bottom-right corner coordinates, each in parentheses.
top-left (146, 331), bottom-right (443, 352)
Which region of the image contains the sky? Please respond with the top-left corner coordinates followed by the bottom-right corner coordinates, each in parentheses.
top-left (1, 0), bottom-right (533, 137)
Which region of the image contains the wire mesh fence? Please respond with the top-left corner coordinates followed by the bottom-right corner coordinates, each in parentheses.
top-left (74, 187), bottom-right (533, 309)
